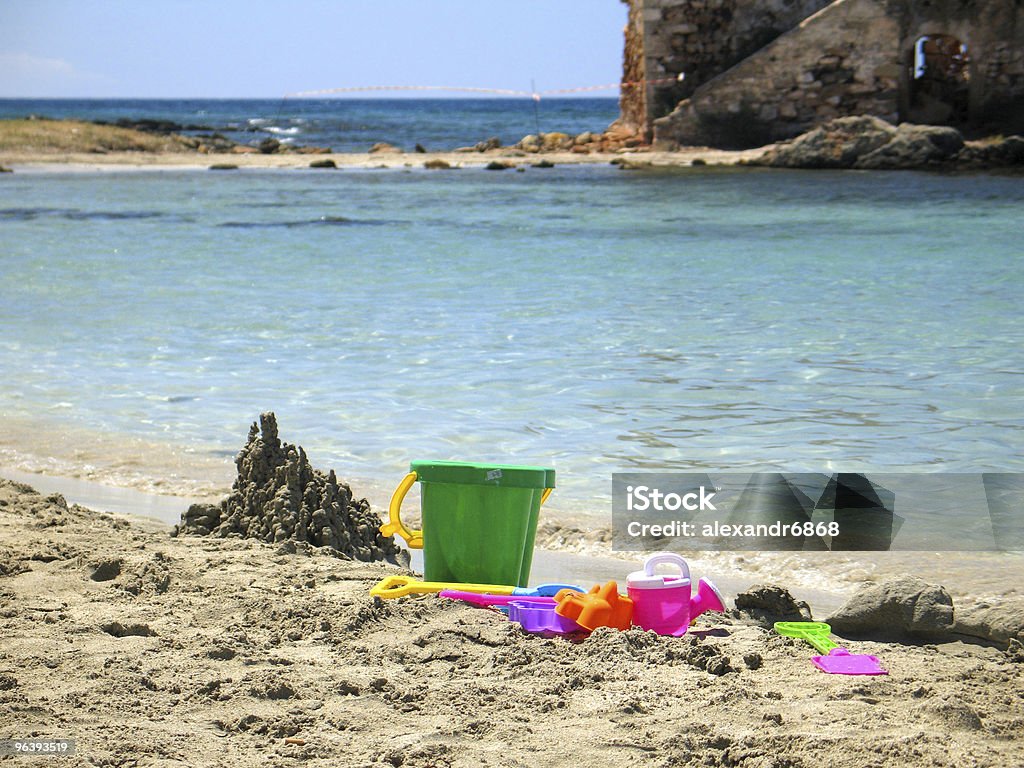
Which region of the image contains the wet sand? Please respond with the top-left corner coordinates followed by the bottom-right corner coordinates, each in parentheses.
top-left (0, 146), bottom-right (766, 173)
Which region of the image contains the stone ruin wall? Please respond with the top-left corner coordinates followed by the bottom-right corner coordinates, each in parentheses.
top-left (630, 0), bottom-right (833, 130)
top-left (617, 0), bottom-right (648, 133)
top-left (657, 0), bottom-right (904, 148)
top-left (620, 0), bottom-right (1024, 148)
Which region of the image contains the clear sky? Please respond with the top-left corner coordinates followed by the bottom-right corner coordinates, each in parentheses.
top-left (0, 1), bottom-right (628, 98)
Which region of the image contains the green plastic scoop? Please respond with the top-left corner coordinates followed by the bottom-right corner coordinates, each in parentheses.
top-left (775, 621), bottom-right (888, 676)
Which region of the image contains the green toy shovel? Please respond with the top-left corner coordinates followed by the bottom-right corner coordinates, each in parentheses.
top-left (774, 621), bottom-right (888, 676)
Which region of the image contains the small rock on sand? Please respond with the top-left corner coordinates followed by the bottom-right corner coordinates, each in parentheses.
top-left (732, 584), bottom-right (812, 626)
top-left (827, 575), bottom-right (954, 639)
top-left (953, 598), bottom-right (1024, 645)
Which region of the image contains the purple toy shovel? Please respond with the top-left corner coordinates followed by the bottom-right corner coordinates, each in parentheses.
top-left (774, 621), bottom-right (888, 676)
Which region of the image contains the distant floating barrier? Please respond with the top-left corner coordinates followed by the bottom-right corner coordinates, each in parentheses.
top-left (285, 74), bottom-right (684, 100)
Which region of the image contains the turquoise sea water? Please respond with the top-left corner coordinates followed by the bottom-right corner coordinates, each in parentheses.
top-left (2, 162), bottom-right (1022, 513)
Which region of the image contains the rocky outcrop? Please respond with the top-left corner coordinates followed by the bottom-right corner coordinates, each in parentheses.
top-left (827, 576), bottom-right (954, 639)
top-left (257, 138), bottom-right (281, 154)
top-left (953, 599), bottom-right (1024, 645)
top-left (175, 413), bottom-right (405, 564)
top-left (753, 117), bottom-right (1022, 170)
top-left (513, 127), bottom-right (643, 155)
top-left (957, 135), bottom-right (1024, 169)
top-left (855, 124), bottom-right (964, 169)
top-left (755, 116), bottom-right (897, 168)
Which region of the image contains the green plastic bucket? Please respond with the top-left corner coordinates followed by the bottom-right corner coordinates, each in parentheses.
top-left (380, 460), bottom-right (555, 587)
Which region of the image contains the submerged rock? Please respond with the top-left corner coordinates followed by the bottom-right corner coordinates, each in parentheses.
top-left (827, 576), bottom-right (953, 639)
top-left (175, 413), bottom-right (406, 564)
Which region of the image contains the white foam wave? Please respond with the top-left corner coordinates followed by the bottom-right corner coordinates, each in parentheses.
top-left (266, 126), bottom-right (301, 136)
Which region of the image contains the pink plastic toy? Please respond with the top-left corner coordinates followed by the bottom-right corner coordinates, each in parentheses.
top-left (775, 622), bottom-right (888, 676)
top-left (438, 590), bottom-right (556, 608)
top-left (626, 553), bottom-right (725, 636)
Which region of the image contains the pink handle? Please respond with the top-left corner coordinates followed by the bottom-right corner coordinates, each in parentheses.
top-left (438, 590), bottom-right (556, 607)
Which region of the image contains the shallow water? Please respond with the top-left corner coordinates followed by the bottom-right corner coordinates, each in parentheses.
top-left (3, 164), bottom-right (1023, 514)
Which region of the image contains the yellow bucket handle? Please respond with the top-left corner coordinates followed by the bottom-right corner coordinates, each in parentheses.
top-left (379, 471), bottom-right (423, 549)
top-left (541, 487), bottom-right (553, 505)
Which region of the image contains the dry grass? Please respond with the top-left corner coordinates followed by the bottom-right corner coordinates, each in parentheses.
top-left (0, 118), bottom-right (197, 154)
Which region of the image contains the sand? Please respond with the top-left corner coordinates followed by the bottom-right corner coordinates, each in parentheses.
top-left (1, 477), bottom-right (1022, 768)
top-left (0, 147), bottom-right (765, 173)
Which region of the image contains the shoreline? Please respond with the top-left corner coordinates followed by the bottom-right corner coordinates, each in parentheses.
top-left (2, 115), bottom-right (1022, 173)
top-left (0, 145), bottom-right (767, 172)
top-left (4, 460), bottom-right (1023, 613)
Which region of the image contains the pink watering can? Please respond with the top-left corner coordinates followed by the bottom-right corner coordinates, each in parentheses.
top-left (626, 553), bottom-right (726, 636)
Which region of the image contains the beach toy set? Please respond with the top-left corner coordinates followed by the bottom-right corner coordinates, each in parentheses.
top-left (375, 461), bottom-right (727, 637)
top-left (374, 460), bottom-right (883, 671)
top-left (370, 554), bottom-right (726, 638)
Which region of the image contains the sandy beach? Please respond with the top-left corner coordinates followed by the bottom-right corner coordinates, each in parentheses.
top-left (2, 476), bottom-right (1022, 768)
top-left (0, 146), bottom-right (764, 173)
top-left (3, 111), bottom-right (1024, 767)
